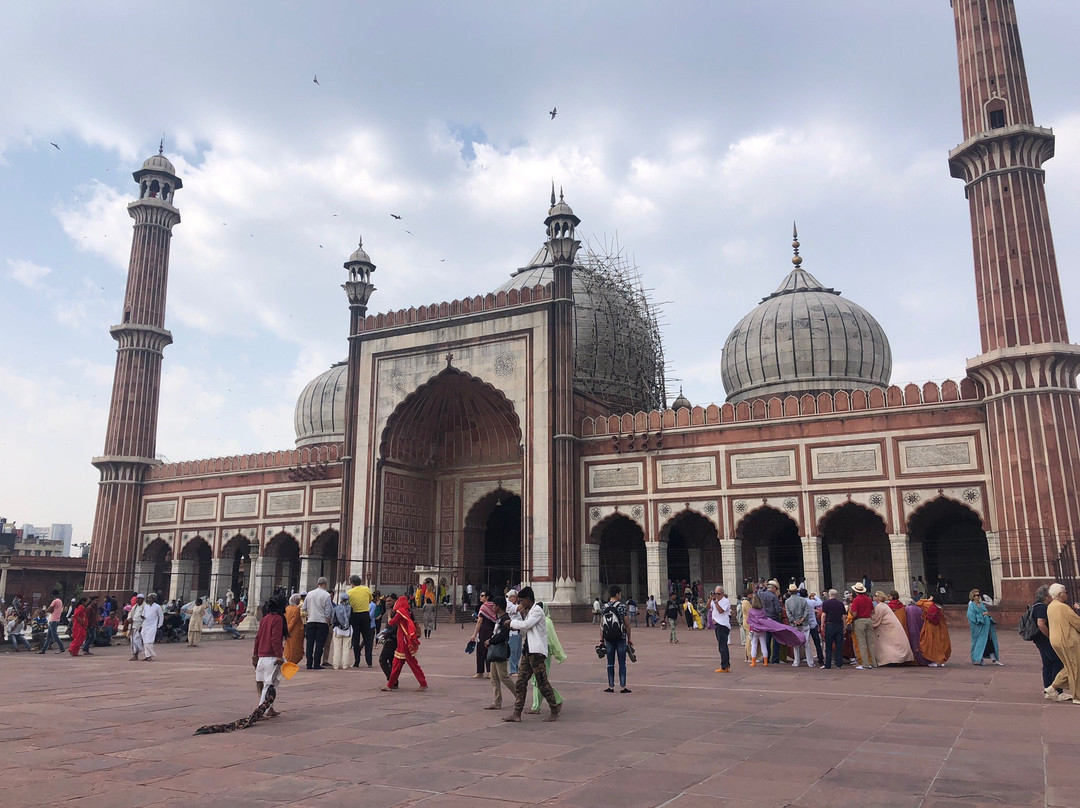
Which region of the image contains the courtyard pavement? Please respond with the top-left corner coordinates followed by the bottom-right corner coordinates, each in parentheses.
top-left (1, 618), bottom-right (1075, 808)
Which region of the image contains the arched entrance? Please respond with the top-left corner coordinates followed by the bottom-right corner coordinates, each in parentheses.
top-left (222, 535), bottom-right (251, 599)
top-left (265, 532), bottom-right (301, 594)
top-left (595, 515), bottom-right (646, 602)
top-left (377, 366), bottom-right (524, 591)
top-left (819, 503), bottom-right (890, 591)
top-left (180, 537), bottom-right (212, 598)
top-left (309, 529), bottom-right (339, 588)
top-left (909, 497), bottom-right (992, 602)
top-left (661, 511), bottom-right (722, 591)
top-left (738, 506), bottom-right (802, 587)
top-left (142, 539), bottom-right (172, 600)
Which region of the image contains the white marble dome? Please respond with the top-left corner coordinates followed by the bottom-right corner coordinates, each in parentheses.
top-left (141, 153), bottom-right (176, 175)
top-left (721, 265), bottom-right (892, 403)
top-left (495, 243), bottom-right (665, 414)
top-left (294, 361), bottom-right (347, 446)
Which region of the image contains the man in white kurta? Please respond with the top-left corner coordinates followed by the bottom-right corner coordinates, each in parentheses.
top-left (127, 594), bottom-right (146, 661)
top-left (141, 594), bottom-right (165, 661)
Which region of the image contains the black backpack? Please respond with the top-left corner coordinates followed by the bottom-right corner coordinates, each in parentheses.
top-left (600, 604), bottom-right (624, 642)
top-left (1017, 604), bottom-right (1040, 641)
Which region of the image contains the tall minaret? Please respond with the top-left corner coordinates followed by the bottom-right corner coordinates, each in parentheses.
top-left (948, 1), bottom-right (1080, 579)
top-left (85, 148), bottom-right (182, 594)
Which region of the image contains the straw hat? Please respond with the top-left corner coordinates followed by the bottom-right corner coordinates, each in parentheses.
top-left (851, 582), bottom-right (867, 594)
top-left (767, 579), bottom-right (780, 589)
top-left (788, 583), bottom-right (799, 593)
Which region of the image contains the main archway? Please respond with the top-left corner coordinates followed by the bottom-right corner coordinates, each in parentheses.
top-left (819, 503), bottom-right (890, 592)
top-left (375, 366), bottom-right (524, 591)
top-left (737, 506), bottom-right (802, 587)
top-left (264, 532), bottom-right (301, 594)
top-left (595, 515), bottom-right (647, 602)
top-left (909, 497), bottom-right (992, 602)
top-left (661, 510), bottom-right (721, 591)
top-left (179, 537), bottom-right (212, 599)
top-left (141, 539), bottom-right (172, 600)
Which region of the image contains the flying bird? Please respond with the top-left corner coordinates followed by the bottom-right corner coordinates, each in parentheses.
top-left (440, 259), bottom-right (445, 262)
top-left (390, 213), bottom-right (402, 220)
top-left (313, 74), bottom-right (319, 85)
top-left (50, 141), bottom-right (60, 150)
top-left (549, 107), bottom-right (557, 119)
top-left (405, 229), bottom-right (414, 236)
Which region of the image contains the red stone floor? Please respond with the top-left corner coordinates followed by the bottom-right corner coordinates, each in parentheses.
top-left (1, 621), bottom-right (1075, 808)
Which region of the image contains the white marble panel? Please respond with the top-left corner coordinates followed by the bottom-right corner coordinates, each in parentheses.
top-left (145, 500), bottom-right (177, 524)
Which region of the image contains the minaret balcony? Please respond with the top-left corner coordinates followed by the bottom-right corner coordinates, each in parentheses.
top-left (948, 123), bottom-right (1055, 184)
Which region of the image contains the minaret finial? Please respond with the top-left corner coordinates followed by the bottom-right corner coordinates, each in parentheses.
top-left (159, 137), bottom-right (164, 156)
top-left (791, 221), bottom-right (802, 267)
top-left (559, 185), bottom-right (564, 202)
top-left (550, 180), bottom-right (556, 206)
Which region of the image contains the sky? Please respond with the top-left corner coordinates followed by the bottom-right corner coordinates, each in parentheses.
top-left (2, 1), bottom-right (1079, 548)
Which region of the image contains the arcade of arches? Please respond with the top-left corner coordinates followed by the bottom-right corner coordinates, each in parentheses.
top-left (373, 367), bottom-right (524, 593)
top-left (585, 497), bottom-right (995, 603)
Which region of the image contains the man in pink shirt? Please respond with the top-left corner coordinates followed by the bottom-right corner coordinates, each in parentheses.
top-left (849, 582), bottom-right (876, 670)
top-left (37, 590), bottom-right (67, 654)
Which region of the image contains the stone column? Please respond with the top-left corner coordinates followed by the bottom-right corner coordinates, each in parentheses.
top-left (887, 534), bottom-right (911, 598)
top-left (755, 547), bottom-right (770, 581)
top-left (299, 556), bottom-right (319, 593)
top-left (720, 538), bottom-right (743, 598)
top-left (133, 561), bottom-right (155, 598)
top-left (239, 547), bottom-right (265, 630)
top-left (169, 559), bottom-right (195, 603)
top-left (646, 541), bottom-right (668, 601)
top-left (828, 544), bottom-right (845, 592)
top-left (985, 531), bottom-right (1004, 604)
top-left (581, 544), bottom-right (600, 604)
top-left (800, 536), bottom-right (823, 595)
top-left (0, 557), bottom-right (10, 600)
top-left (687, 548), bottom-right (703, 585)
top-left (209, 556), bottom-right (229, 604)
top-left (908, 540), bottom-right (926, 593)
top-left (629, 551), bottom-right (641, 602)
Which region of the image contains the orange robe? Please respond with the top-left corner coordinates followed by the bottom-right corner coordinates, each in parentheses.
top-left (284, 605), bottom-right (304, 665)
top-left (917, 599), bottom-right (951, 664)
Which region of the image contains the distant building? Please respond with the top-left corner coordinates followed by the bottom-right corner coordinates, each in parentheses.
top-left (16, 523), bottom-right (71, 557)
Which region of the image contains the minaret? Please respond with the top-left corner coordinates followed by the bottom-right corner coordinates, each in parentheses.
top-left (545, 185), bottom-right (582, 602)
top-left (85, 148), bottom-right (182, 593)
top-left (948, 2), bottom-right (1080, 579)
top-left (339, 239), bottom-right (376, 583)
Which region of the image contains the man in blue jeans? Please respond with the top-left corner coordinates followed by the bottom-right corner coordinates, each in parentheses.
top-left (820, 589), bottom-right (847, 669)
top-left (37, 590), bottom-right (67, 654)
top-left (600, 585), bottom-right (633, 693)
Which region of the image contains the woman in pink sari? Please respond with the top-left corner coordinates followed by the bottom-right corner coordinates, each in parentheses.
top-left (69, 598), bottom-right (88, 657)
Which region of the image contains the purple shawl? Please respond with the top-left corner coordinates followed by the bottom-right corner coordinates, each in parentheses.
top-left (904, 604), bottom-right (929, 666)
top-left (746, 608), bottom-right (805, 647)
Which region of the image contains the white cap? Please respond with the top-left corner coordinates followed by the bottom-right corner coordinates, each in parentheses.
top-left (136, 593), bottom-right (145, 598)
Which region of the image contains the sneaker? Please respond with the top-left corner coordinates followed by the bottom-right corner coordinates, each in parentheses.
top-left (855, 665), bottom-right (864, 670)
top-left (603, 687), bottom-right (614, 693)
top-left (1058, 692), bottom-right (1074, 702)
top-left (992, 660), bottom-right (1005, 666)
top-left (1045, 686), bottom-right (1058, 700)
top-left (620, 687), bottom-right (632, 693)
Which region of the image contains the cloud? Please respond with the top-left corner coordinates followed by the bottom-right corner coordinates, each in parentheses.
top-left (7, 258), bottom-right (51, 289)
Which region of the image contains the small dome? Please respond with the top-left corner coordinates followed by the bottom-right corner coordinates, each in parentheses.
top-left (671, 388), bottom-right (691, 410)
top-left (346, 239), bottom-right (372, 266)
top-left (141, 153), bottom-right (176, 175)
top-left (294, 362), bottom-right (348, 447)
top-left (721, 264), bottom-right (891, 403)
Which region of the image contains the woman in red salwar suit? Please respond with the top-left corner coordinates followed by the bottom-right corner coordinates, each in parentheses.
top-left (380, 596), bottom-right (428, 691)
top-left (69, 598), bottom-right (88, 657)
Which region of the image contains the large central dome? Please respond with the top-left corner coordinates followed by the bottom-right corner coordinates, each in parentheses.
top-left (495, 239), bottom-right (666, 414)
top-left (721, 243), bottom-right (891, 403)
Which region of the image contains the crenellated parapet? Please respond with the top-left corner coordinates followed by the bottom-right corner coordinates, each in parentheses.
top-left (147, 442), bottom-right (343, 481)
top-left (581, 379), bottom-right (981, 437)
top-left (359, 284), bottom-right (551, 333)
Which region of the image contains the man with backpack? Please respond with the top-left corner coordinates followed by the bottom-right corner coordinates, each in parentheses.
top-left (600, 585), bottom-right (633, 693)
top-left (1021, 585), bottom-right (1064, 698)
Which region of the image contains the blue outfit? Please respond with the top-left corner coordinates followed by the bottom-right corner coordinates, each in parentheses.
top-left (966, 600), bottom-right (999, 663)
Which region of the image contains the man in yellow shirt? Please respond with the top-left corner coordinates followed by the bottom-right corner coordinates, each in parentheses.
top-left (347, 575), bottom-right (374, 669)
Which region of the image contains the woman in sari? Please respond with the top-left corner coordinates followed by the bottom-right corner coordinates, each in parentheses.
top-left (283, 594), bottom-right (304, 665)
top-left (917, 597), bottom-right (951, 667)
top-left (967, 588), bottom-right (1003, 665)
top-left (871, 592), bottom-right (914, 665)
top-left (526, 602), bottom-right (566, 714)
top-left (468, 591), bottom-right (496, 678)
top-left (68, 598), bottom-right (88, 657)
top-left (380, 596), bottom-right (427, 691)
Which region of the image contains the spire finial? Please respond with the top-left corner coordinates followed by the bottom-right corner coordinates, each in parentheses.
top-left (358, 235), bottom-right (363, 249)
top-left (791, 221), bottom-right (802, 267)
top-left (159, 137), bottom-right (164, 156)
top-left (559, 185), bottom-right (564, 202)
top-left (550, 180), bottom-right (556, 206)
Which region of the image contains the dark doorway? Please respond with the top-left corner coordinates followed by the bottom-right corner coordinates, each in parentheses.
top-left (143, 540), bottom-right (172, 601)
top-left (667, 531), bottom-right (690, 585)
top-left (483, 494), bottom-right (522, 593)
top-left (596, 515), bottom-right (647, 602)
top-left (738, 506), bottom-right (803, 586)
top-left (820, 503), bottom-right (891, 591)
top-left (910, 497), bottom-right (992, 602)
top-left (226, 537), bottom-right (251, 598)
top-left (181, 538), bottom-right (212, 598)
top-left (265, 533), bottom-right (301, 594)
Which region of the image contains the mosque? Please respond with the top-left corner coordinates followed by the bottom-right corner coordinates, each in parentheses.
top-left (85, 1), bottom-right (1080, 618)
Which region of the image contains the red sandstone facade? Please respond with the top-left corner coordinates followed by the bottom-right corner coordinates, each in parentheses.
top-left (83, 3), bottom-right (1078, 615)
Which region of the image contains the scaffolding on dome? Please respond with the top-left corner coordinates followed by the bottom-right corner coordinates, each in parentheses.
top-left (574, 236), bottom-right (667, 414)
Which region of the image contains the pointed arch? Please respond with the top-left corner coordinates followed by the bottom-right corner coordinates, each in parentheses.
top-left (907, 496), bottom-right (992, 601)
top-left (659, 509), bottom-right (722, 591)
top-left (594, 514), bottom-right (647, 602)
top-left (736, 505), bottom-right (802, 586)
top-left (818, 502), bottom-right (890, 592)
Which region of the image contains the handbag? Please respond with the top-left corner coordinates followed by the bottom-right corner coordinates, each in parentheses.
top-left (486, 640), bottom-right (510, 663)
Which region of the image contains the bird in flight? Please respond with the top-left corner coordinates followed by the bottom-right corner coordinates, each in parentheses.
top-left (440, 259), bottom-right (446, 262)
top-left (549, 107), bottom-right (557, 119)
top-left (50, 141), bottom-right (60, 150)
top-left (313, 74), bottom-right (319, 85)
top-left (405, 229), bottom-right (414, 236)
top-left (390, 213), bottom-right (402, 220)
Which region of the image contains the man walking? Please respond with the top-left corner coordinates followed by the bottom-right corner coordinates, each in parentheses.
top-left (141, 593), bottom-right (164, 661)
top-left (760, 580), bottom-right (783, 663)
top-left (347, 575), bottom-right (374, 668)
top-left (708, 586), bottom-right (732, 673)
top-left (645, 594), bottom-right (658, 627)
top-left (37, 589), bottom-right (66, 654)
top-left (81, 596), bottom-right (101, 654)
top-left (849, 582), bottom-right (876, 669)
top-left (665, 592), bottom-right (680, 642)
top-left (600, 585), bottom-right (633, 693)
top-left (305, 577), bottom-right (333, 670)
top-left (126, 594), bottom-right (146, 661)
top-left (503, 587), bottom-right (561, 722)
top-left (821, 589), bottom-right (846, 669)
top-left (1031, 584), bottom-right (1064, 696)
